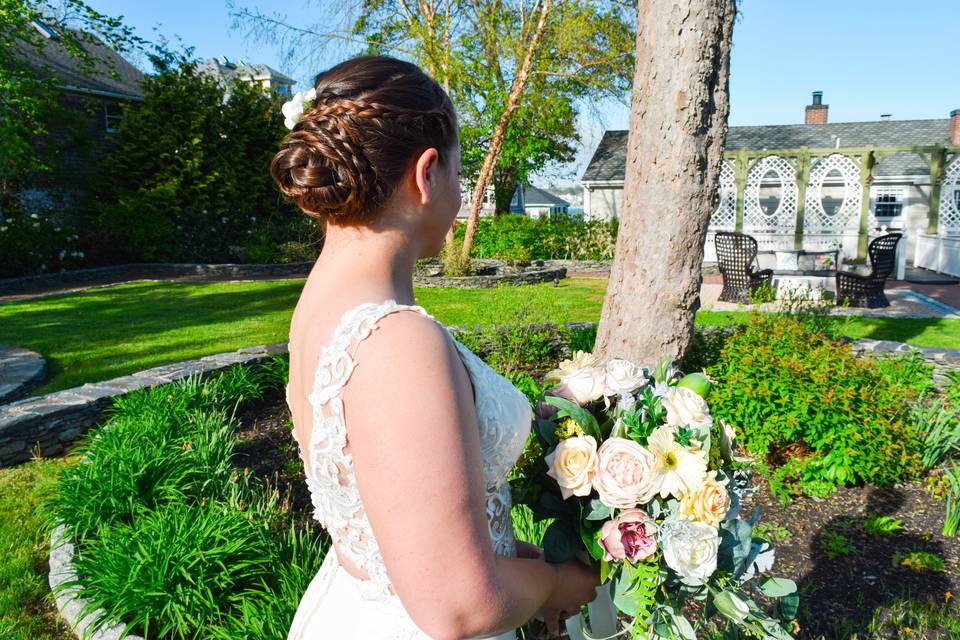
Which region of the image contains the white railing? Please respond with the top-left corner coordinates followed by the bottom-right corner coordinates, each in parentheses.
top-left (915, 233), bottom-right (960, 277)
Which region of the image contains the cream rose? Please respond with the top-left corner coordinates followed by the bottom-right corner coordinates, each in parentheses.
top-left (594, 437), bottom-right (656, 509)
top-left (679, 472), bottom-right (730, 527)
top-left (544, 350), bottom-right (602, 382)
top-left (603, 359), bottom-right (648, 396)
top-left (661, 386), bottom-right (713, 430)
top-left (658, 514), bottom-right (720, 586)
top-left (552, 367), bottom-right (607, 406)
top-left (545, 435), bottom-right (598, 499)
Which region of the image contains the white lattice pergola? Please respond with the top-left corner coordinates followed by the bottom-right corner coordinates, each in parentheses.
top-left (803, 153), bottom-right (868, 234)
top-left (743, 156), bottom-right (798, 235)
top-left (939, 157), bottom-right (960, 237)
top-left (710, 160), bottom-right (736, 230)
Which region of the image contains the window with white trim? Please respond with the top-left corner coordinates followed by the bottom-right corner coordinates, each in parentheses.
top-left (104, 103), bottom-right (124, 133)
top-left (873, 186), bottom-right (903, 219)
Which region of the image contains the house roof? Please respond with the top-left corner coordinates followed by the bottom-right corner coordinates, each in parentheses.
top-left (523, 184), bottom-right (570, 208)
top-left (582, 119), bottom-right (954, 182)
top-left (197, 57), bottom-right (295, 87)
top-left (16, 22), bottom-right (144, 100)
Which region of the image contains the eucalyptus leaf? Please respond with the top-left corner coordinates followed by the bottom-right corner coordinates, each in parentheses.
top-left (775, 592), bottom-right (800, 621)
top-left (718, 519), bottom-right (753, 576)
top-left (760, 577), bottom-right (797, 598)
top-left (670, 611), bottom-right (697, 640)
top-left (584, 499), bottom-right (613, 521)
top-left (712, 590), bottom-right (750, 623)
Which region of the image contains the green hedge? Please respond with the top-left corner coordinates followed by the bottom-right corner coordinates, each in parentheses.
top-left (452, 214), bottom-right (618, 261)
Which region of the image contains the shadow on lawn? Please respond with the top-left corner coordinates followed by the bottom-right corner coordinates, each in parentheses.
top-left (797, 486), bottom-right (952, 638)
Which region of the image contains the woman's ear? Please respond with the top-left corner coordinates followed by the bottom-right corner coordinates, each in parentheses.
top-left (413, 147), bottom-right (440, 206)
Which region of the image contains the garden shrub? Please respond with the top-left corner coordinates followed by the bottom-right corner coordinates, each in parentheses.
top-left (706, 312), bottom-right (932, 498)
top-left (0, 206), bottom-right (84, 278)
top-left (452, 214), bottom-right (618, 261)
top-left (52, 364), bottom-right (326, 639)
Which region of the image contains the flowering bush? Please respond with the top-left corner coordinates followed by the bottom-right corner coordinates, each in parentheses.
top-left (517, 354), bottom-right (798, 638)
top-left (0, 208), bottom-right (84, 277)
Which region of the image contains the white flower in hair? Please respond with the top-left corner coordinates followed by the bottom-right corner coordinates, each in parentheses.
top-left (281, 88), bottom-right (318, 130)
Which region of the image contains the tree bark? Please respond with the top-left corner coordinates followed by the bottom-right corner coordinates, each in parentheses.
top-left (459, 0), bottom-right (552, 262)
top-left (493, 165), bottom-right (518, 215)
top-left (593, 0), bottom-right (736, 367)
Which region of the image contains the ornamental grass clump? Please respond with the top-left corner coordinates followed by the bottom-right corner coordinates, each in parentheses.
top-left (51, 365), bottom-right (327, 639)
top-left (706, 313), bottom-right (932, 499)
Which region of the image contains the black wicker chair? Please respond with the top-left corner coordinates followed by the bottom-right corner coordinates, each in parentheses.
top-left (835, 233), bottom-right (902, 308)
top-left (715, 231), bottom-right (774, 303)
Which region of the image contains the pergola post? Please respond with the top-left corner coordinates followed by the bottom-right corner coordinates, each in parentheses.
top-left (733, 150), bottom-right (748, 232)
top-left (857, 150), bottom-right (875, 260)
top-left (926, 146), bottom-right (946, 235)
top-left (793, 150), bottom-right (811, 250)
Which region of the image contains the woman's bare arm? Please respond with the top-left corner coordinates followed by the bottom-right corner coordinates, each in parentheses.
top-left (344, 312), bottom-right (573, 638)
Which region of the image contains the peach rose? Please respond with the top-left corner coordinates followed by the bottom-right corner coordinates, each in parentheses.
top-left (598, 509), bottom-right (657, 563)
top-left (594, 437), bottom-right (657, 509)
top-left (545, 435), bottom-right (598, 499)
top-left (679, 472), bottom-right (730, 527)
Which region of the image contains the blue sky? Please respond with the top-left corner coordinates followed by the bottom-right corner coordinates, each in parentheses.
top-left (86, 0), bottom-right (959, 181)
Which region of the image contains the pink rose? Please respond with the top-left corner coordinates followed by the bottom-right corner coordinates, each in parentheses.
top-left (594, 437), bottom-right (657, 509)
top-left (599, 509), bottom-right (657, 563)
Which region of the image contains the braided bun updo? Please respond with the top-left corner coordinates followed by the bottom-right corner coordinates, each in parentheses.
top-left (271, 56), bottom-right (457, 224)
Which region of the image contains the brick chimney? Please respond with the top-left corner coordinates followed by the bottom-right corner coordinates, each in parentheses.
top-left (951, 109), bottom-right (960, 146)
top-left (805, 91), bottom-right (829, 125)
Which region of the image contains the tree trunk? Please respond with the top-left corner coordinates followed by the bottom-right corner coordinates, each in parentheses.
top-left (593, 0), bottom-right (736, 367)
top-left (459, 0), bottom-right (552, 262)
top-left (494, 165), bottom-right (518, 215)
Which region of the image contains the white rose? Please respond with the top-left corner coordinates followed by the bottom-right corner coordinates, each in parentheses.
top-left (662, 386), bottom-right (712, 430)
top-left (545, 435), bottom-right (598, 499)
top-left (603, 358), bottom-right (648, 396)
top-left (658, 514), bottom-right (720, 586)
top-left (281, 88), bottom-right (318, 130)
top-left (553, 367), bottom-right (607, 406)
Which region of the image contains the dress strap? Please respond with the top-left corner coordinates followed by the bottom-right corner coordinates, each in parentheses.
top-left (305, 300), bottom-right (437, 458)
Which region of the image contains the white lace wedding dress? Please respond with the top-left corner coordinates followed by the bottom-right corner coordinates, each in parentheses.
top-left (284, 299), bottom-right (533, 639)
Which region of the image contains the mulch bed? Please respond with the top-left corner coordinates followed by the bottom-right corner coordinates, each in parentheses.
top-left (233, 391), bottom-right (959, 638)
top-left (742, 476), bottom-right (959, 637)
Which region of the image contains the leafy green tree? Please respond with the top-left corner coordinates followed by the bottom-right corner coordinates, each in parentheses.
top-left (0, 0), bottom-right (140, 210)
top-left (230, 0), bottom-right (634, 259)
top-left (91, 56), bottom-right (294, 263)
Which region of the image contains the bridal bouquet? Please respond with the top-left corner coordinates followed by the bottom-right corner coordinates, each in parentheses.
top-left (516, 352), bottom-right (798, 639)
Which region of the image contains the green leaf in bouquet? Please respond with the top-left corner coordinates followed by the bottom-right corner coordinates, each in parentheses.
top-left (584, 498), bottom-right (613, 521)
top-left (652, 358), bottom-right (674, 384)
top-left (759, 577), bottom-right (796, 598)
top-left (775, 591), bottom-right (800, 621)
top-left (718, 519), bottom-right (753, 577)
top-left (543, 520), bottom-right (581, 564)
top-left (579, 519), bottom-right (605, 562)
top-left (613, 560), bottom-right (658, 621)
top-left (534, 418), bottom-right (558, 448)
top-left (599, 559), bottom-right (613, 584)
top-left (536, 490), bottom-right (577, 520)
top-left (599, 414), bottom-right (616, 439)
top-left (541, 396), bottom-right (601, 440)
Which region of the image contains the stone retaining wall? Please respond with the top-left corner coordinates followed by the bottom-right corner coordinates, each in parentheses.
top-left (0, 262), bottom-right (314, 296)
top-left (5, 326), bottom-right (959, 470)
top-left (413, 266), bottom-right (567, 288)
top-left (0, 343), bottom-right (286, 468)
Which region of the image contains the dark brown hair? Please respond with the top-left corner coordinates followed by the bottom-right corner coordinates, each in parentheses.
top-left (271, 55), bottom-right (457, 224)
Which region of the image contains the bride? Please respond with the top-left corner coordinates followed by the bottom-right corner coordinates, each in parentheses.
top-left (274, 55), bottom-right (599, 639)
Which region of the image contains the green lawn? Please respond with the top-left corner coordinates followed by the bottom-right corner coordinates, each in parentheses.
top-left (0, 277), bottom-right (957, 395)
top-left (0, 457), bottom-right (71, 640)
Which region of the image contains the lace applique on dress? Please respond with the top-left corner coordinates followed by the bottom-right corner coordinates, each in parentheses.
top-left (285, 299), bottom-right (532, 604)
